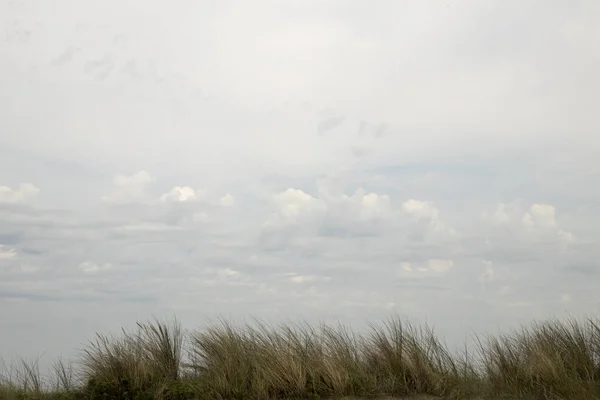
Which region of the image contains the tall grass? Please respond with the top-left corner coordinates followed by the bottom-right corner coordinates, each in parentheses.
top-left (478, 317), bottom-right (600, 399)
top-left (80, 317), bottom-right (185, 398)
top-left (362, 318), bottom-right (470, 397)
top-left (1, 315), bottom-right (600, 399)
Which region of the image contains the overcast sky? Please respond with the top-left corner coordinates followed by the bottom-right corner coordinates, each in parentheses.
top-left (1, 0), bottom-right (599, 373)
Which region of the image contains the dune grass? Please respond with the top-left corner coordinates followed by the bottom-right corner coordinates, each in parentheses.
top-left (1, 316), bottom-right (600, 399)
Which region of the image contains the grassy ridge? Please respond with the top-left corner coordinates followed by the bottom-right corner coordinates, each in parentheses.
top-left (1, 316), bottom-right (600, 399)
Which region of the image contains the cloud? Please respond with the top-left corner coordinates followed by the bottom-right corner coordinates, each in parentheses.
top-left (111, 222), bottom-right (185, 234)
top-left (317, 113), bottom-right (346, 136)
top-left (102, 171), bottom-right (153, 204)
top-left (289, 274), bottom-right (315, 284)
top-left (217, 268), bottom-right (240, 277)
top-left (484, 202), bottom-right (519, 226)
top-left (219, 193), bottom-right (235, 207)
top-left (0, 183), bottom-right (39, 204)
top-left (398, 259), bottom-right (454, 276)
top-left (402, 199), bottom-right (459, 242)
top-left (160, 186), bottom-right (200, 202)
top-left (287, 273), bottom-right (331, 284)
top-left (522, 203), bottom-right (558, 229)
top-left (192, 212), bottom-right (209, 223)
top-left (522, 203), bottom-right (576, 243)
top-left (113, 171), bottom-right (152, 191)
top-left (402, 199), bottom-right (441, 220)
top-left (79, 261), bottom-right (112, 274)
top-left (265, 188), bottom-right (326, 228)
top-left (480, 260), bottom-right (495, 283)
top-left (428, 258), bottom-right (454, 272)
top-left (0, 245), bottom-right (17, 260)
top-left (401, 262), bottom-right (413, 272)
top-left (483, 202), bottom-right (576, 246)
top-left (262, 185), bottom-right (394, 242)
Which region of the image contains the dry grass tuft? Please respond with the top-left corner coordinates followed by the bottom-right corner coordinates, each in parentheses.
top-left (80, 316), bottom-right (184, 398)
top-left (188, 317), bottom-right (472, 399)
top-left (1, 315), bottom-right (599, 399)
top-left (478, 317), bottom-right (600, 399)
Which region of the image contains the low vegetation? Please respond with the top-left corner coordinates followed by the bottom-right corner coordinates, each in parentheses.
top-left (1, 315), bottom-right (600, 399)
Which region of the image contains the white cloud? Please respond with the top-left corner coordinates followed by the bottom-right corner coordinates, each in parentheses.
top-left (261, 184), bottom-right (466, 254)
top-left (484, 202), bottom-right (519, 226)
top-left (522, 203), bottom-right (576, 243)
top-left (0, 183), bottom-right (39, 204)
top-left (160, 186), bottom-right (199, 202)
top-left (484, 202), bottom-right (576, 244)
top-left (113, 171), bottom-right (152, 189)
top-left (428, 259), bottom-right (454, 272)
top-left (289, 274), bottom-right (315, 284)
top-left (266, 186), bottom-right (393, 230)
top-left (216, 268), bottom-right (240, 279)
top-left (351, 190), bottom-right (392, 222)
top-left (79, 261), bottom-right (112, 274)
top-left (558, 230), bottom-right (577, 244)
top-left (287, 273), bottom-right (331, 284)
top-left (480, 260), bottom-right (494, 283)
top-left (192, 211), bottom-right (209, 223)
top-left (402, 199), bottom-right (439, 220)
top-left (499, 286), bottom-right (512, 296)
top-left (0, 245), bottom-right (17, 260)
top-left (196, 268), bottom-right (245, 287)
top-left (522, 203), bottom-right (558, 229)
top-left (402, 199), bottom-right (459, 241)
top-left (102, 171), bottom-right (153, 204)
top-left (112, 222), bottom-right (184, 233)
top-left (399, 259), bottom-right (454, 275)
top-left (219, 193), bottom-right (235, 207)
top-left (266, 188), bottom-right (326, 228)
top-left (19, 264), bottom-right (38, 273)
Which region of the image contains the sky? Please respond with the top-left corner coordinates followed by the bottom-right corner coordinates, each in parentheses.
top-left (1, 0), bottom-right (599, 373)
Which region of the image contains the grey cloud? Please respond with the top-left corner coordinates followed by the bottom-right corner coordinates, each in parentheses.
top-left (317, 114), bottom-right (346, 136)
top-left (84, 56), bottom-right (114, 79)
top-left (51, 46), bottom-right (80, 66)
